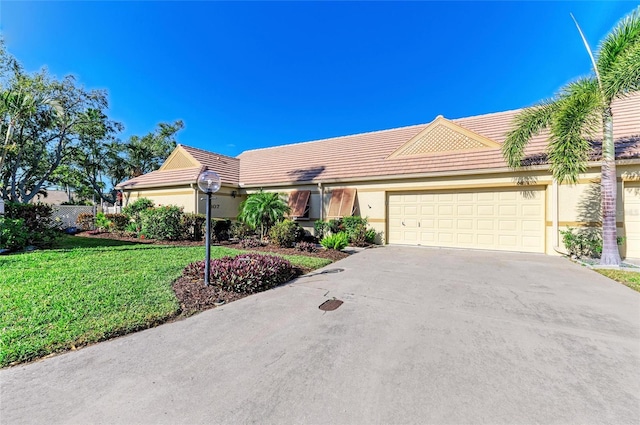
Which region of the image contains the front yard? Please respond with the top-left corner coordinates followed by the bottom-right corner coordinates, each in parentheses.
top-left (0, 236), bottom-right (331, 367)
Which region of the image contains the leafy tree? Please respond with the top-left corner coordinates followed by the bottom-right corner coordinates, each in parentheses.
top-left (0, 45), bottom-right (108, 203)
top-left (238, 191), bottom-right (290, 239)
top-left (0, 42), bottom-right (184, 205)
top-left (125, 120), bottom-right (183, 178)
top-left (502, 8), bottom-right (640, 265)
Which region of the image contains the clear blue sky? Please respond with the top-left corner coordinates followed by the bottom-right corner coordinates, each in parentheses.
top-left (1, 1), bottom-right (636, 157)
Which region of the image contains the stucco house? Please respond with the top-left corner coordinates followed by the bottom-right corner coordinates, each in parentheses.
top-left (117, 94), bottom-right (640, 257)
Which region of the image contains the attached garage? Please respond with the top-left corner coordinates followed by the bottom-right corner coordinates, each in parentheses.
top-left (624, 183), bottom-right (640, 258)
top-left (387, 187), bottom-right (545, 253)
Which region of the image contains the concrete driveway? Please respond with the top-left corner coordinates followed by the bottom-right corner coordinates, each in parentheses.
top-left (2, 247), bottom-right (639, 424)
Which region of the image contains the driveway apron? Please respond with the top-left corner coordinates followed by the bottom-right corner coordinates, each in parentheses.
top-left (1, 246), bottom-right (639, 424)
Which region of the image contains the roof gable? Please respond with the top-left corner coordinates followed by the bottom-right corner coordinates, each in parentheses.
top-left (387, 116), bottom-right (500, 159)
top-left (160, 146), bottom-right (200, 171)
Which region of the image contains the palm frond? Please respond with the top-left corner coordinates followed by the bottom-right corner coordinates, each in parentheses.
top-left (601, 40), bottom-right (640, 99)
top-left (548, 79), bottom-right (601, 184)
top-left (502, 100), bottom-right (557, 169)
top-left (596, 6), bottom-right (640, 98)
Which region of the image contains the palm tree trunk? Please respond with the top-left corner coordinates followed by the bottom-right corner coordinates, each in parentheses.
top-left (600, 107), bottom-right (622, 265)
top-left (0, 120), bottom-right (14, 176)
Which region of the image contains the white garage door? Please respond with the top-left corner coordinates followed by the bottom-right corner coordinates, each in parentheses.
top-left (624, 183), bottom-right (640, 258)
top-left (388, 187), bottom-right (545, 253)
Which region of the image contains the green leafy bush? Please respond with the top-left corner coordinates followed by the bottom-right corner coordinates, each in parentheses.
top-left (269, 219), bottom-right (303, 248)
top-left (561, 227), bottom-right (624, 259)
top-left (95, 212), bottom-right (112, 232)
top-left (210, 219), bottom-right (232, 242)
top-left (123, 198), bottom-right (154, 227)
top-left (0, 217), bottom-right (29, 251)
top-left (182, 213), bottom-right (206, 241)
top-left (327, 218), bottom-right (344, 234)
top-left (183, 253), bottom-right (296, 294)
top-left (365, 228), bottom-right (377, 244)
top-left (4, 202), bottom-right (61, 247)
top-left (230, 221), bottom-right (255, 240)
top-left (314, 220), bottom-right (327, 240)
top-left (321, 232), bottom-right (349, 250)
top-left (105, 213), bottom-right (129, 231)
top-left (140, 205), bottom-right (184, 240)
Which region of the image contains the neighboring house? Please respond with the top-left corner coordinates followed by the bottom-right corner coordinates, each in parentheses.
top-left (31, 189), bottom-right (73, 205)
top-left (117, 94), bottom-right (640, 257)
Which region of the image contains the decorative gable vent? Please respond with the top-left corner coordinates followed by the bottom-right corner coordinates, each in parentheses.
top-left (387, 116), bottom-right (500, 159)
top-left (160, 146), bottom-right (199, 171)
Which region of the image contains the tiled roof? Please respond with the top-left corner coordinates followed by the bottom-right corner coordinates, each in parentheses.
top-left (179, 145), bottom-right (240, 184)
top-left (119, 93), bottom-right (640, 190)
top-left (237, 93), bottom-right (640, 186)
top-left (117, 145), bottom-right (240, 189)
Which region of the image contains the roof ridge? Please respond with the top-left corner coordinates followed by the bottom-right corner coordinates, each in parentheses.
top-left (239, 123), bottom-right (429, 154)
top-left (178, 144), bottom-right (240, 162)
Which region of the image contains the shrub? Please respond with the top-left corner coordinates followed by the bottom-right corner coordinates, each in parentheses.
top-left (105, 213), bottom-right (129, 231)
top-left (239, 237), bottom-right (264, 248)
top-left (295, 241), bottom-right (318, 253)
top-left (341, 216), bottom-right (367, 235)
top-left (76, 213), bottom-right (95, 231)
top-left (183, 253), bottom-right (296, 294)
top-left (140, 205), bottom-right (184, 240)
top-left (0, 217), bottom-right (29, 251)
top-left (269, 219), bottom-right (303, 248)
top-left (123, 198), bottom-right (154, 226)
top-left (210, 219), bottom-right (232, 242)
top-left (238, 191), bottom-right (290, 238)
top-left (327, 218), bottom-right (344, 234)
top-left (182, 213), bottom-right (206, 241)
top-left (314, 220), bottom-right (327, 240)
top-left (124, 221), bottom-right (139, 234)
top-left (561, 227), bottom-right (624, 259)
top-left (230, 221), bottom-right (254, 240)
top-left (321, 232), bottom-right (349, 250)
top-left (95, 212), bottom-right (112, 232)
top-left (365, 228), bottom-right (377, 244)
top-left (4, 202), bottom-right (60, 247)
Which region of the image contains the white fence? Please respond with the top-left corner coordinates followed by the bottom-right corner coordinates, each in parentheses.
top-left (102, 206), bottom-right (122, 214)
top-left (51, 205), bottom-right (96, 229)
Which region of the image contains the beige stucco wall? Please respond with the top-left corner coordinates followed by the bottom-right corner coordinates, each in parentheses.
top-left (243, 163), bottom-right (640, 256)
top-left (123, 186), bottom-right (197, 213)
top-left (123, 185), bottom-right (241, 219)
top-left (195, 187), bottom-right (242, 220)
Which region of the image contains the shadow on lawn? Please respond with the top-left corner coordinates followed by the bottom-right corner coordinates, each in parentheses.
top-left (53, 235), bottom-right (150, 250)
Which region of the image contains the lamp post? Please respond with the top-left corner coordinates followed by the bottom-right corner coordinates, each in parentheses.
top-left (197, 170), bottom-right (221, 286)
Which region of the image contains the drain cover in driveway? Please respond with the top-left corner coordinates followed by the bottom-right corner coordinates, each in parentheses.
top-left (319, 299), bottom-right (343, 311)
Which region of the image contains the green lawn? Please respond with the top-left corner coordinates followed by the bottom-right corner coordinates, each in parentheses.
top-left (596, 269), bottom-right (640, 293)
top-left (0, 236), bottom-right (331, 367)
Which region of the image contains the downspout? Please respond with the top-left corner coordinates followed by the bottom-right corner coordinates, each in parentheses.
top-left (552, 179), bottom-right (568, 255)
top-left (190, 183), bottom-right (198, 214)
top-left (318, 182), bottom-right (323, 221)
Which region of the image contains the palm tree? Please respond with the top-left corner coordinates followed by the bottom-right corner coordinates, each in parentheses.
top-left (502, 7), bottom-right (640, 266)
top-left (238, 191), bottom-right (290, 239)
top-left (0, 89), bottom-right (63, 174)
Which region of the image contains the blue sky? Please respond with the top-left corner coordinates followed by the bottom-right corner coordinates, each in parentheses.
top-left (1, 1), bottom-right (636, 156)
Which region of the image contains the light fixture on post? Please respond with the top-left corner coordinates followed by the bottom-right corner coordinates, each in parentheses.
top-left (197, 170), bottom-right (221, 286)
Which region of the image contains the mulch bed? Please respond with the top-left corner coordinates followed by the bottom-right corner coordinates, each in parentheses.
top-left (75, 231), bottom-right (352, 315)
top-left (76, 231), bottom-right (350, 261)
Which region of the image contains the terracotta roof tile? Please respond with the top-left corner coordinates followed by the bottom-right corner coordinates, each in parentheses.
top-left (238, 93), bottom-right (640, 186)
top-left (117, 145), bottom-right (240, 189)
